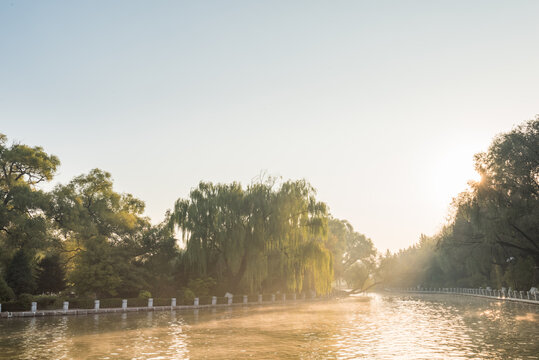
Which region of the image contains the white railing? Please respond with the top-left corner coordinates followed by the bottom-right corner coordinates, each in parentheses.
top-left (389, 287), bottom-right (539, 303)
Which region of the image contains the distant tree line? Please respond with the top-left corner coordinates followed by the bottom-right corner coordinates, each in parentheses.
top-left (379, 117), bottom-right (538, 291)
top-left (0, 133), bottom-right (375, 303)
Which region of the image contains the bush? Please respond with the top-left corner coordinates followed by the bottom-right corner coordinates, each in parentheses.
top-left (153, 298), bottom-right (171, 306)
top-left (17, 293), bottom-right (34, 308)
top-left (34, 294), bottom-right (62, 310)
top-left (68, 298), bottom-right (95, 309)
top-left (181, 288), bottom-right (195, 304)
top-left (138, 290), bottom-right (152, 300)
top-left (187, 277), bottom-right (216, 297)
top-left (100, 298), bottom-right (123, 308)
top-left (127, 297), bottom-right (148, 307)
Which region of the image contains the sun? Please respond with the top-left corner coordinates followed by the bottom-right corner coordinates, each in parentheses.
top-left (428, 148), bottom-right (482, 209)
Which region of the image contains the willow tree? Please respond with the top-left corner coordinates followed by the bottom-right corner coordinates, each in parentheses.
top-left (169, 179), bottom-right (333, 294)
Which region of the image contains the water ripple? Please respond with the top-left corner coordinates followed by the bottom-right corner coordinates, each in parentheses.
top-left (0, 294), bottom-right (537, 359)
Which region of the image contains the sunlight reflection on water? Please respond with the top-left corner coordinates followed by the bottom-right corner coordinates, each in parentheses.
top-left (0, 294), bottom-right (537, 359)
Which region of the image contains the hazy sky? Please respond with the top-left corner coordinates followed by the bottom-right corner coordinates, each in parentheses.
top-left (1, 1), bottom-right (538, 252)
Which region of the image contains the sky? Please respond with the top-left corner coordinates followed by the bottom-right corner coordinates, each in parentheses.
top-left (1, 1), bottom-right (538, 252)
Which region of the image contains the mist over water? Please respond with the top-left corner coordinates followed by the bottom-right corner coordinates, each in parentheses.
top-left (1, 294), bottom-right (537, 359)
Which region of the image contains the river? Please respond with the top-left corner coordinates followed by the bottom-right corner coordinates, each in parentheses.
top-left (0, 293), bottom-right (537, 359)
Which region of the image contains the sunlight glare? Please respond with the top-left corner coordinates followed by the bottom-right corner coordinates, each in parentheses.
top-left (428, 148), bottom-right (482, 209)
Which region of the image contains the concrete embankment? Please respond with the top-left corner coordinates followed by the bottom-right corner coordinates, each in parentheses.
top-left (0, 294), bottom-right (332, 319)
top-left (387, 287), bottom-right (539, 305)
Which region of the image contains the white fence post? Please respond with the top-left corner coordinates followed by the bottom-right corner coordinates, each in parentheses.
top-left (94, 300), bottom-right (100, 310)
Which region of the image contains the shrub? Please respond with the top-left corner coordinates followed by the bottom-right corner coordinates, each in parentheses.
top-left (34, 294), bottom-right (62, 310)
top-left (99, 298), bottom-right (123, 308)
top-left (138, 290), bottom-right (152, 300)
top-left (179, 288), bottom-right (195, 305)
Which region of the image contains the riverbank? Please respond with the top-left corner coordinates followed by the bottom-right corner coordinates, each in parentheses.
top-left (0, 293), bottom-right (333, 319)
top-left (386, 287), bottom-right (539, 305)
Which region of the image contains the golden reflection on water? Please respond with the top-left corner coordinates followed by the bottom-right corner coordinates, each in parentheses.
top-left (0, 294), bottom-right (538, 359)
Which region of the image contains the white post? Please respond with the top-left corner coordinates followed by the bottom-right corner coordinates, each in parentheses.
top-left (228, 295), bottom-right (233, 305)
top-left (94, 300), bottom-right (100, 310)
top-left (0, 304), bottom-right (2, 313)
top-left (194, 298), bottom-right (199, 307)
top-left (271, 294), bottom-right (275, 302)
top-left (31, 302), bottom-right (37, 313)
top-left (212, 296), bottom-right (217, 305)
top-left (63, 301), bottom-right (69, 311)
top-left (171, 298), bottom-right (176, 307)
top-left (243, 295), bottom-right (248, 304)
top-left (148, 298), bottom-right (153, 308)
top-left (122, 299), bottom-right (128, 310)
top-left (258, 294), bottom-right (262, 303)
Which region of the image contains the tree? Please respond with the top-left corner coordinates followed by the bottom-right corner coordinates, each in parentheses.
top-left (327, 218), bottom-right (376, 287)
top-left (6, 249), bottom-right (36, 295)
top-left (36, 254), bottom-right (66, 294)
top-left (48, 169), bottom-right (151, 297)
top-left (386, 117), bottom-right (539, 290)
top-left (0, 133), bottom-right (59, 262)
top-left (170, 179), bottom-right (333, 294)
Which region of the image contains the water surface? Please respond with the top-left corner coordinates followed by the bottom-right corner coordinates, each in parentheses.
top-left (1, 293), bottom-right (537, 359)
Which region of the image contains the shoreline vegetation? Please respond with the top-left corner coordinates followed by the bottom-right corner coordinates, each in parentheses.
top-left (1, 116), bottom-right (537, 313)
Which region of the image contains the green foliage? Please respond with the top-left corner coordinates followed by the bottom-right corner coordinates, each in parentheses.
top-left (33, 294), bottom-right (63, 310)
top-left (186, 277), bottom-right (216, 297)
top-left (6, 249), bottom-right (36, 295)
top-left (0, 133), bottom-right (59, 252)
top-left (36, 254), bottom-right (66, 294)
top-left (1, 131), bottom-right (384, 300)
top-left (17, 293), bottom-right (33, 308)
top-left (138, 290), bottom-right (152, 299)
top-left (48, 169), bottom-right (155, 297)
top-left (170, 179), bottom-right (333, 294)
top-left (69, 237), bottom-right (123, 297)
top-left (181, 288), bottom-right (195, 304)
top-left (0, 276), bottom-right (15, 301)
top-left (327, 218), bottom-right (376, 289)
top-left (383, 117), bottom-right (538, 290)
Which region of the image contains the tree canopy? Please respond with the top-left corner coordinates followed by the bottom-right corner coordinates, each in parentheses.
top-left (381, 117), bottom-right (539, 290)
